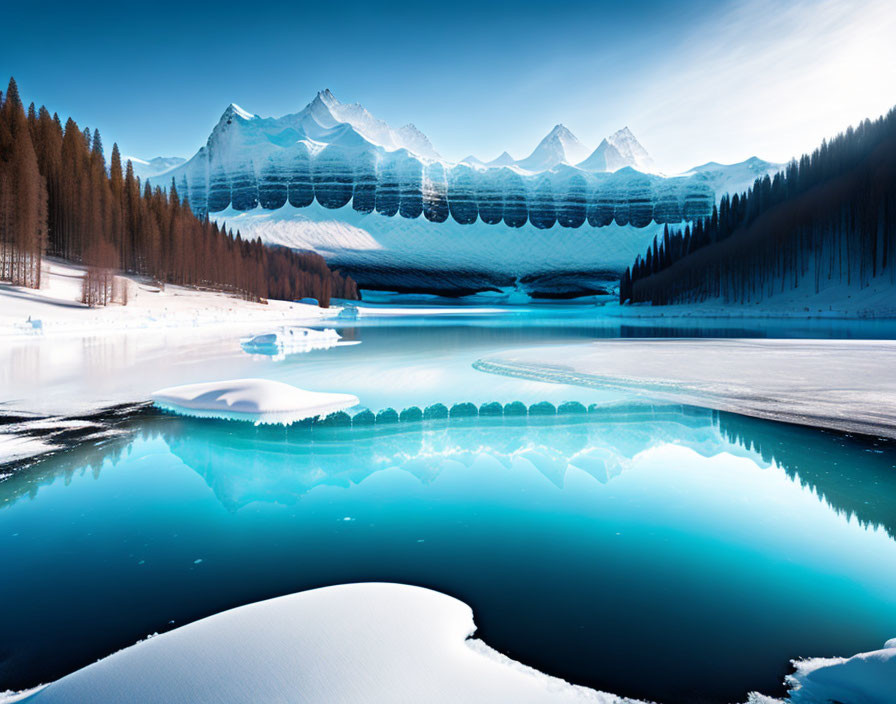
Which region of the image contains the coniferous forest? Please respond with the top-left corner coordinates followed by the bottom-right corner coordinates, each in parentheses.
top-left (0, 77), bottom-right (358, 307)
top-left (619, 107), bottom-right (896, 306)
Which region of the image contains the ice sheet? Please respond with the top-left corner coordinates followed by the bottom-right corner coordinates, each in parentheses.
top-left (476, 339), bottom-right (896, 439)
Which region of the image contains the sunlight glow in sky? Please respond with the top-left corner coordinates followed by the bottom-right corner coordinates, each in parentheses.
top-left (4, 0), bottom-right (895, 173)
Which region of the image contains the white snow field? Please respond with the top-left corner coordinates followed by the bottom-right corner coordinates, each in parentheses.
top-left (150, 379), bottom-right (359, 424)
top-left (0, 258), bottom-right (334, 338)
top-left (211, 201), bottom-right (663, 291)
top-left (2, 583), bottom-right (632, 704)
top-left (475, 339), bottom-right (896, 439)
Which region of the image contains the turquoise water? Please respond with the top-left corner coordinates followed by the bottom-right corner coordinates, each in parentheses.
top-left (2, 310), bottom-right (896, 703)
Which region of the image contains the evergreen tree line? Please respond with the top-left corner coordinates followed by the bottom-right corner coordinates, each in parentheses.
top-left (619, 107), bottom-right (896, 305)
top-left (0, 78), bottom-right (358, 307)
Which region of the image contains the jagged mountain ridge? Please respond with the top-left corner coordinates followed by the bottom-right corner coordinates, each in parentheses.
top-left (149, 90), bottom-right (781, 230)
top-left (143, 91), bottom-right (783, 296)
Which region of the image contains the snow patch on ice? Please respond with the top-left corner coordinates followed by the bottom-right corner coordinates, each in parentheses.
top-left (150, 378), bottom-right (359, 425)
top-left (240, 326), bottom-right (341, 359)
top-left (476, 339), bottom-right (896, 439)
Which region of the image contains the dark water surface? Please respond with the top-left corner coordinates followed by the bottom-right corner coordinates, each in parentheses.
top-left (2, 310), bottom-right (896, 703)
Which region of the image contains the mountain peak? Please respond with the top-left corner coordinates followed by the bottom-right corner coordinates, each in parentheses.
top-left (314, 89), bottom-right (339, 108)
top-left (517, 124), bottom-right (590, 171)
top-left (487, 151), bottom-right (516, 167)
top-left (222, 103), bottom-right (254, 121)
top-left (577, 139), bottom-right (627, 172)
top-left (548, 123), bottom-right (575, 138)
top-left (603, 127), bottom-right (657, 174)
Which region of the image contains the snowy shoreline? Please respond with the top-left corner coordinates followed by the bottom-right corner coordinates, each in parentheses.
top-left (475, 339), bottom-right (896, 440)
top-left (0, 259), bottom-right (339, 340)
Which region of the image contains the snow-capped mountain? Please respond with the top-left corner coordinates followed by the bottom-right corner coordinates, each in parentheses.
top-left (458, 128), bottom-right (655, 174)
top-left (487, 151), bottom-right (516, 167)
top-left (310, 89), bottom-right (440, 159)
top-left (150, 89), bottom-right (725, 227)
top-left (683, 156), bottom-right (784, 199)
top-left (577, 139), bottom-right (630, 173)
top-left (516, 124), bottom-right (591, 172)
top-left (126, 155), bottom-right (186, 181)
top-left (146, 90), bottom-right (783, 296)
top-left (605, 127), bottom-right (657, 173)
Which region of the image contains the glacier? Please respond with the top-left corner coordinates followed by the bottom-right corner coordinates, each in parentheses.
top-left (147, 90), bottom-right (782, 296)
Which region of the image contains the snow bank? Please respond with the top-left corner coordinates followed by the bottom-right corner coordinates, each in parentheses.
top-left (0, 434), bottom-right (59, 466)
top-left (475, 339), bottom-right (896, 439)
top-left (150, 379), bottom-right (359, 425)
top-left (750, 637), bottom-right (896, 704)
top-left (7, 583), bottom-right (627, 704)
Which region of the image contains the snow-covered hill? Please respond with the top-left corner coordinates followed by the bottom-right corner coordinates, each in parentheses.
top-left (126, 155), bottom-right (186, 181)
top-left (146, 91), bottom-right (782, 295)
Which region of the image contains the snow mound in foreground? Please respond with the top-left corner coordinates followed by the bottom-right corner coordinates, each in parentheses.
top-left (150, 379), bottom-right (359, 425)
top-left (2, 582), bottom-right (891, 704)
top-left (6, 583), bottom-right (626, 704)
top-left (771, 637), bottom-right (896, 704)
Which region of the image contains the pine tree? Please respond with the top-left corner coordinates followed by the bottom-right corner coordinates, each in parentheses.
top-left (0, 77), bottom-right (359, 306)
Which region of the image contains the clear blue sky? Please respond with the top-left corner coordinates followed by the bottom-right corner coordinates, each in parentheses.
top-left (5, 0), bottom-right (895, 172)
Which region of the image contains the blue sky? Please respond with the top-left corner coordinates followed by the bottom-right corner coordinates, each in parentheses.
top-left (4, 0), bottom-right (895, 172)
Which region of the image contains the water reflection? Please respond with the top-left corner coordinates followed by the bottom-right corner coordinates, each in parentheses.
top-left (2, 405), bottom-right (896, 704)
top-left (4, 405), bottom-right (895, 540)
top-left (163, 405), bottom-right (724, 510)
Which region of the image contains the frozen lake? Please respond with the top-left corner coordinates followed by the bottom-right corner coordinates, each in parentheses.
top-left (2, 304), bottom-right (896, 703)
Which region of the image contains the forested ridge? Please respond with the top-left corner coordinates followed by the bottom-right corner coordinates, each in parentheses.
top-left (0, 77), bottom-right (358, 307)
top-left (619, 107), bottom-right (896, 305)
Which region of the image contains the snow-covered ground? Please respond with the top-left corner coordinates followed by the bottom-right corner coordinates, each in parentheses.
top-left (475, 339), bottom-right (896, 439)
top-left (2, 582), bottom-right (891, 704)
top-left (0, 259), bottom-right (334, 339)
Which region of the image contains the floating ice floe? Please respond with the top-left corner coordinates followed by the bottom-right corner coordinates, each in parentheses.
top-left (240, 326), bottom-right (344, 359)
top-left (3, 583), bottom-right (623, 704)
top-left (150, 379), bottom-right (359, 425)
